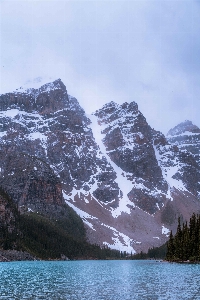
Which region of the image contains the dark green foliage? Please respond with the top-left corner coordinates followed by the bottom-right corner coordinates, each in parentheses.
top-left (131, 243), bottom-right (167, 260)
top-left (166, 213), bottom-right (200, 262)
top-left (56, 204), bottom-right (86, 242)
top-left (131, 251), bottom-right (147, 260)
top-left (0, 186), bottom-right (121, 260)
top-left (166, 231), bottom-right (174, 260)
top-left (147, 243), bottom-right (167, 259)
top-left (18, 213), bottom-right (120, 259)
top-left (19, 213), bottom-right (82, 259)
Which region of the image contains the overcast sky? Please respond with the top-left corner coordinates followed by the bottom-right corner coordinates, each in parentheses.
top-left (0, 0), bottom-right (200, 134)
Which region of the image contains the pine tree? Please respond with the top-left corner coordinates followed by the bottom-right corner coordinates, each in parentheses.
top-left (189, 213), bottom-right (197, 260)
top-left (174, 217), bottom-right (182, 260)
top-left (182, 221), bottom-right (189, 260)
top-left (166, 231), bottom-right (174, 261)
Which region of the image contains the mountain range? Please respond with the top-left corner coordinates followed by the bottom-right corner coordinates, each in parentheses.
top-left (0, 78), bottom-right (200, 254)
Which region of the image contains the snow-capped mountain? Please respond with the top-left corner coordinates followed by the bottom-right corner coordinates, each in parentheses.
top-left (0, 79), bottom-right (200, 253)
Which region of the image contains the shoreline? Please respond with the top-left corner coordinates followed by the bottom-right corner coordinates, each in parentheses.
top-left (0, 249), bottom-right (38, 262)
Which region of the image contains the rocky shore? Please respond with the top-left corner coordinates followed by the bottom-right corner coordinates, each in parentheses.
top-left (0, 250), bottom-right (37, 262)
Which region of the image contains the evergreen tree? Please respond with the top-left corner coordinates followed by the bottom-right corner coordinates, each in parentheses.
top-left (166, 231), bottom-right (174, 261)
top-left (173, 217), bottom-right (182, 260)
top-left (182, 222), bottom-right (189, 260)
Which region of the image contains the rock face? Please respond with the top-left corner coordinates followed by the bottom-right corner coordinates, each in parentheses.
top-left (165, 121), bottom-right (200, 200)
top-left (0, 150), bottom-right (65, 217)
top-left (167, 120), bottom-right (200, 168)
top-left (0, 79), bottom-right (200, 254)
top-left (0, 189), bottom-right (18, 235)
top-left (93, 101), bottom-right (168, 214)
top-left (0, 250), bottom-right (37, 262)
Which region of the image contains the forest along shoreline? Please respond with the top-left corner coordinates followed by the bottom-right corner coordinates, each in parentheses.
top-left (166, 214), bottom-right (200, 263)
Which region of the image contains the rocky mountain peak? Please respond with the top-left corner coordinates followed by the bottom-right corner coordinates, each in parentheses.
top-left (0, 79), bottom-right (69, 114)
top-left (167, 120), bottom-right (200, 136)
top-left (166, 120), bottom-right (200, 180)
top-left (93, 101), bottom-right (118, 120)
top-left (23, 78), bottom-right (67, 97)
top-left (38, 78), bottom-right (66, 92)
top-left (15, 78), bottom-right (66, 93)
top-left (94, 100), bottom-right (139, 127)
top-left (121, 101), bottom-right (138, 113)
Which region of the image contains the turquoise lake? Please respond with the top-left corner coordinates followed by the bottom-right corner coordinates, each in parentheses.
top-left (0, 260), bottom-right (199, 299)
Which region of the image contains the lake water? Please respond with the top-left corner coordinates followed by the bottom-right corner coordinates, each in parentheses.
top-left (0, 260), bottom-right (199, 299)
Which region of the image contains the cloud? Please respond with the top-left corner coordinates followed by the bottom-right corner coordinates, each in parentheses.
top-left (0, 0), bottom-right (200, 134)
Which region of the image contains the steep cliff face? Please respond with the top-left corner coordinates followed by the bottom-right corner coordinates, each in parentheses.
top-left (0, 150), bottom-right (64, 217)
top-left (0, 188), bottom-right (18, 235)
top-left (154, 136), bottom-right (200, 199)
top-left (0, 188), bottom-right (20, 251)
top-left (95, 102), bottom-right (162, 184)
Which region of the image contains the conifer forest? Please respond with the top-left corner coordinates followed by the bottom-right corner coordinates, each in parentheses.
top-left (166, 213), bottom-right (200, 262)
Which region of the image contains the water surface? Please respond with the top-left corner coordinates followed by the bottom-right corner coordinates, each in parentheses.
top-left (0, 260), bottom-right (199, 299)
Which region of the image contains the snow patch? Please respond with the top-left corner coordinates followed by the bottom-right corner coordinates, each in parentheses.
top-left (0, 131), bottom-right (7, 138)
top-left (28, 208), bottom-right (34, 212)
top-left (0, 109), bottom-right (20, 118)
top-left (64, 198), bottom-right (97, 231)
top-left (17, 76), bottom-right (57, 91)
top-left (63, 191), bottom-right (98, 221)
top-left (101, 223), bottom-right (136, 253)
top-left (162, 225), bottom-right (170, 236)
top-left (153, 144), bottom-right (187, 199)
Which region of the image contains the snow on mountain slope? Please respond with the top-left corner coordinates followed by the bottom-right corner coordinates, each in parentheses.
top-left (1, 79), bottom-right (200, 253)
top-left (154, 128), bottom-right (200, 199)
top-left (89, 114), bottom-right (134, 217)
top-left (14, 76), bottom-right (58, 93)
top-left (153, 142), bottom-right (187, 196)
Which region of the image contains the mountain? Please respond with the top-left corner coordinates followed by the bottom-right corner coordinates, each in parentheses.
top-left (86, 101), bottom-right (200, 252)
top-left (0, 79), bottom-right (200, 254)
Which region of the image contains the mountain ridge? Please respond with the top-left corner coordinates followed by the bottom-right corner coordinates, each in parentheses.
top-left (0, 78), bottom-right (200, 254)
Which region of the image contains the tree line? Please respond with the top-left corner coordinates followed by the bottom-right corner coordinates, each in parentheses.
top-left (0, 187), bottom-right (122, 260)
top-left (130, 243), bottom-right (167, 260)
top-left (1, 211), bottom-right (121, 260)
